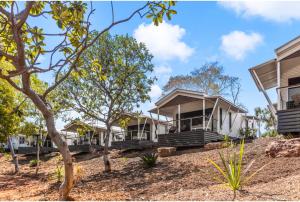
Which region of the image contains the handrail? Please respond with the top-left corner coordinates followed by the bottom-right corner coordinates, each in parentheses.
top-left (276, 83), bottom-right (300, 90)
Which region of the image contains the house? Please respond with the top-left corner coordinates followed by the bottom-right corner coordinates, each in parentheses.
top-left (1, 134), bottom-right (54, 154)
top-left (110, 113), bottom-right (168, 149)
top-left (61, 120), bottom-right (122, 147)
top-left (147, 89), bottom-right (255, 147)
top-left (241, 115), bottom-right (260, 137)
top-left (249, 36), bottom-right (300, 135)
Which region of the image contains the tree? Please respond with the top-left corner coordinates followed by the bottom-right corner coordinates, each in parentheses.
top-left (0, 78), bottom-right (24, 173)
top-left (0, 2), bottom-right (176, 199)
top-left (163, 62), bottom-right (241, 104)
top-left (59, 33), bottom-right (155, 172)
top-left (255, 107), bottom-right (276, 132)
top-left (19, 111), bottom-right (47, 175)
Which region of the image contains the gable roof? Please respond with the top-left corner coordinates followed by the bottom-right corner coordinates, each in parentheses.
top-left (150, 89), bottom-right (247, 114)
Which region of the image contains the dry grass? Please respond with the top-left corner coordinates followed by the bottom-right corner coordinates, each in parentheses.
top-left (0, 137), bottom-right (299, 200)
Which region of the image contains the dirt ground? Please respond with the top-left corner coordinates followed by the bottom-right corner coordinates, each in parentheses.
top-left (0, 137), bottom-right (300, 201)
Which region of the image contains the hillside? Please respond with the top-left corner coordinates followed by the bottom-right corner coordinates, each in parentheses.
top-left (0, 137), bottom-right (299, 200)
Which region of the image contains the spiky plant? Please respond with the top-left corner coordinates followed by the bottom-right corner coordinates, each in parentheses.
top-left (140, 152), bottom-right (158, 168)
top-left (208, 139), bottom-right (267, 200)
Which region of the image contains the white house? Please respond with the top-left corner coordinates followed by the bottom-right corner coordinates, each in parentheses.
top-left (250, 35), bottom-right (300, 135)
top-left (149, 89), bottom-right (251, 138)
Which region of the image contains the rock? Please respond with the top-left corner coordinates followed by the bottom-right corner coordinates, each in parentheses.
top-left (157, 147), bottom-right (176, 157)
top-left (204, 142), bottom-right (224, 150)
top-left (265, 138), bottom-right (300, 157)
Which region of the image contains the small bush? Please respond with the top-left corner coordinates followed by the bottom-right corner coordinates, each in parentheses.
top-left (29, 159), bottom-right (40, 167)
top-left (140, 152), bottom-right (158, 168)
top-left (54, 165), bottom-right (64, 182)
top-left (262, 130), bottom-right (278, 137)
top-left (208, 139), bottom-right (267, 200)
top-left (53, 154), bottom-right (64, 182)
top-left (74, 165), bottom-right (84, 183)
top-left (222, 134), bottom-right (231, 148)
top-left (4, 152), bottom-right (11, 161)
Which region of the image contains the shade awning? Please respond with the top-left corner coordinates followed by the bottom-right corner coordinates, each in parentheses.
top-left (250, 59), bottom-right (277, 91)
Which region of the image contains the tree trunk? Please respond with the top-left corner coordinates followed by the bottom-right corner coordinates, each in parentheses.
top-left (8, 137), bottom-right (19, 173)
top-left (35, 133), bottom-right (40, 175)
top-left (23, 89), bottom-right (74, 200)
top-left (44, 115), bottom-right (74, 200)
top-left (103, 125), bottom-right (111, 172)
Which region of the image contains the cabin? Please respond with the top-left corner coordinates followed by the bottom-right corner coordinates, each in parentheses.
top-left (111, 113), bottom-right (168, 149)
top-left (148, 89), bottom-right (253, 147)
top-left (1, 134), bottom-right (54, 154)
top-left (62, 120), bottom-right (121, 147)
top-left (250, 36), bottom-right (300, 135)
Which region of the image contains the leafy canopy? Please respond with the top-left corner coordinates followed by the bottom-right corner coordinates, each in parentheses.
top-left (163, 62), bottom-right (241, 104)
top-left (58, 32), bottom-right (155, 126)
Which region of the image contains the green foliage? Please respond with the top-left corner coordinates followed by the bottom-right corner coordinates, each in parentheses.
top-left (29, 159), bottom-right (40, 167)
top-left (55, 165), bottom-right (64, 182)
top-left (261, 130), bottom-right (278, 138)
top-left (208, 140), bottom-right (266, 200)
top-left (163, 62), bottom-right (241, 104)
top-left (254, 107), bottom-right (276, 131)
top-left (239, 128), bottom-right (257, 139)
top-left (58, 33), bottom-right (155, 126)
top-left (53, 155), bottom-right (64, 182)
top-left (222, 134), bottom-right (231, 148)
top-left (147, 1), bottom-right (177, 25)
top-left (140, 152), bottom-right (158, 168)
top-left (4, 152), bottom-right (11, 161)
top-left (0, 79), bottom-right (24, 142)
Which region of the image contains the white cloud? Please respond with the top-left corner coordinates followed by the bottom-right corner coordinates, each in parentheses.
top-left (133, 21), bottom-right (194, 62)
top-left (220, 31), bottom-right (263, 60)
top-left (149, 84), bottom-right (162, 98)
top-left (154, 65), bottom-right (172, 75)
top-left (220, 1), bottom-right (300, 23)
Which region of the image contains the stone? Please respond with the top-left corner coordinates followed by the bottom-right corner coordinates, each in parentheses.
top-left (204, 142), bottom-right (224, 150)
top-left (265, 138), bottom-right (300, 157)
top-left (157, 147), bottom-right (176, 157)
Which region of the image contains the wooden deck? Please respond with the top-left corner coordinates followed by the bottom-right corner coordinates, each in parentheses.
top-left (17, 145), bottom-right (102, 154)
top-left (277, 108), bottom-right (300, 134)
top-left (111, 140), bottom-right (155, 150)
top-left (158, 130), bottom-right (223, 147)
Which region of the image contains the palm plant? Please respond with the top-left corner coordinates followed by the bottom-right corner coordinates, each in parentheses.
top-left (140, 152), bottom-right (158, 168)
top-left (208, 140), bottom-right (266, 200)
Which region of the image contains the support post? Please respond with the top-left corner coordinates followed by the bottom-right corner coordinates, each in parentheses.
top-left (141, 118), bottom-right (148, 140)
top-left (206, 98), bottom-right (219, 130)
top-left (277, 61), bottom-right (281, 110)
top-left (203, 98), bottom-right (206, 130)
top-left (252, 69), bottom-right (277, 121)
top-left (137, 116), bottom-right (140, 140)
top-left (217, 106), bottom-right (220, 133)
top-left (178, 104), bottom-right (181, 132)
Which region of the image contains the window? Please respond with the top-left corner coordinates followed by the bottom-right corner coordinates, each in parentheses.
top-left (219, 108), bottom-right (223, 129)
top-left (19, 136), bottom-right (25, 144)
top-left (229, 112), bottom-right (232, 129)
top-left (288, 76), bottom-right (300, 86)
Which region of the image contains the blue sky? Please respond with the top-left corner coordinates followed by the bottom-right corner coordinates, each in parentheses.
top-left (33, 1), bottom-right (300, 129)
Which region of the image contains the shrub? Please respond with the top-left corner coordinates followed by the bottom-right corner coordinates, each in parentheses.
top-left (208, 139), bottom-right (267, 200)
top-left (4, 152), bottom-right (11, 161)
top-left (53, 154), bottom-right (64, 182)
top-left (261, 130), bottom-right (278, 137)
top-left (140, 152), bottom-right (158, 168)
top-left (74, 165), bottom-right (84, 183)
top-left (222, 134), bottom-right (231, 148)
top-left (54, 165), bottom-right (64, 182)
top-left (29, 159), bottom-right (40, 167)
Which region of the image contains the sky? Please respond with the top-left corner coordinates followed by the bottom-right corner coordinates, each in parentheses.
top-left (31, 1), bottom-right (300, 129)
